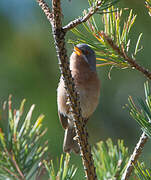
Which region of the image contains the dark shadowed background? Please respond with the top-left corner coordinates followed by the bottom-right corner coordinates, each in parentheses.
top-left (0, 0), bottom-right (151, 179)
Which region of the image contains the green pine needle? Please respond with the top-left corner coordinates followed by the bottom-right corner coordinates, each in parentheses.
top-left (69, 6), bottom-right (142, 69)
top-left (93, 138), bottom-right (129, 180)
top-left (145, 0), bottom-right (151, 16)
top-left (44, 153), bottom-right (77, 180)
top-left (0, 96), bottom-right (48, 180)
top-left (128, 81), bottom-right (151, 138)
top-left (134, 162), bottom-right (151, 180)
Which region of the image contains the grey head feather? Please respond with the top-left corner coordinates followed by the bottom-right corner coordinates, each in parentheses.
top-left (76, 44), bottom-right (96, 71)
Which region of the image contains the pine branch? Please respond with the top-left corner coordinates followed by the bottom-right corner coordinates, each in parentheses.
top-left (121, 132), bottom-right (148, 180)
top-left (37, 0), bottom-right (98, 179)
top-left (93, 139), bottom-right (129, 180)
top-left (37, 0), bottom-right (53, 23)
top-left (2, 167), bottom-right (21, 180)
top-left (63, 0), bottom-right (119, 32)
top-left (63, 1), bottom-right (103, 32)
top-left (122, 82), bottom-right (151, 179)
top-left (101, 32), bottom-right (151, 80)
top-left (6, 150), bottom-right (25, 180)
top-left (134, 161), bottom-right (151, 179)
top-left (44, 154), bottom-right (77, 179)
top-left (70, 6), bottom-right (151, 80)
top-left (0, 96), bottom-right (48, 179)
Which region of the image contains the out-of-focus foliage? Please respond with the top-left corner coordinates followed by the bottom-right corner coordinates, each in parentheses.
top-left (134, 162), bottom-right (151, 180)
top-left (145, 0), bottom-right (151, 16)
top-left (44, 154), bottom-right (77, 180)
top-left (93, 139), bottom-right (129, 180)
top-left (88, 0), bottom-right (119, 11)
top-left (0, 96), bottom-right (48, 180)
top-left (0, 95), bottom-right (151, 179)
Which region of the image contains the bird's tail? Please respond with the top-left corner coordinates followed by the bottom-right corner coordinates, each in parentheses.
top-left (63, 126), bottom-right (80, 154)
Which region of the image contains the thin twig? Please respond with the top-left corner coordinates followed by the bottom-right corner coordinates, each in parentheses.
top-left (37, 0), bottom-right (98, 179)
top-left (121, 132), bottom-right (148, 180)
top-left (2, 167), bottom-right (21, 180)
top-left (10, 151), bottom-right (25, 180)
top-left (63, 1), bottom-right (103, 32)
top-left (101, 32), bottom-right (151, 80)
top-left (37, 0), bottom-right (53, 23)
top-left (5, 148), bottom-right (25, 180)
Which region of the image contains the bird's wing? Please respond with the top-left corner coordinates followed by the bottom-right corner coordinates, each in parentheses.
top-left (58, 111), bottom-right (68, 129)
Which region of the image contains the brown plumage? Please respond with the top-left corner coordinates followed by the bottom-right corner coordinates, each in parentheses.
top-left (57, 44), bottom-right (100, 154)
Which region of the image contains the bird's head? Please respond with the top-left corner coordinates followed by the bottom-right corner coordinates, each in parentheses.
top-left (73, 44), bottom-right (96, 71)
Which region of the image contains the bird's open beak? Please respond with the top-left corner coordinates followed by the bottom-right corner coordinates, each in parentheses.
top-left (74, 46), bottom-right (82, 56)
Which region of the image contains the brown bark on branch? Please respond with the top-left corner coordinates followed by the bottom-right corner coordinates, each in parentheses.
top-left (121, 132), bottom-right (148, 180)
top-left (37, 0), bottom-right (53, 23)
top-left (37, 0), bottom-right (97, 179)
top-left (63, 1), bottom-right (103, 32)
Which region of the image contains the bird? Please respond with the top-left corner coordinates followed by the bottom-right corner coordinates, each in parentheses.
top-left (57, 44), bottom-right (100, 154)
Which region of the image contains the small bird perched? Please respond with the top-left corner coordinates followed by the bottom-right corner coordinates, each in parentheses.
top-left (57, 44), bottom-right (100, 154)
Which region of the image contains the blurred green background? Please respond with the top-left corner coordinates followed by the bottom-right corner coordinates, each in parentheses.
top-left (0, 0), bottom-right (151, 178)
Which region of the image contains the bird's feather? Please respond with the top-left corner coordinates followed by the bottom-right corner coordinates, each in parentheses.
top-left (58, 111), bottom-right (68, 129)
top-left (63, 126), bottom-right (80, 154)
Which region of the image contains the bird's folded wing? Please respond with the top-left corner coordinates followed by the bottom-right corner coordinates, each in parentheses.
top-left (58, 111), bottom-right (68, 129)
